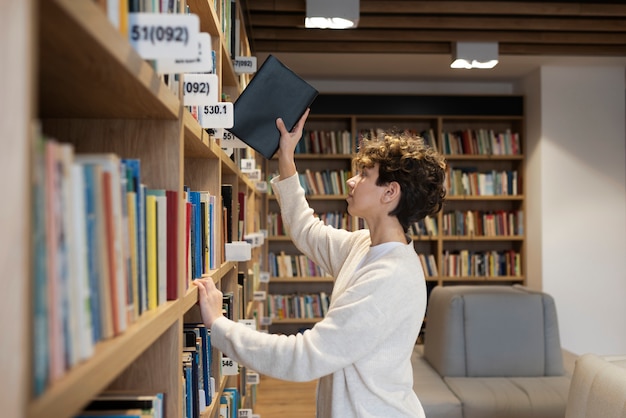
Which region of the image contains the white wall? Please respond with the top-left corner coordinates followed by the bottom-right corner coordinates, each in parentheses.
top-left (521, 66), bottom-right (626, 355)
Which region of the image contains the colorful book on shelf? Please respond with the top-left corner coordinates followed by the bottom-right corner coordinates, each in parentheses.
top-left (32, 133), bottom-right (49, 396)
top-left (70, 162), bottom-right (95, 364)
top-left (145, 192), bottom-right (158, 310)
top-left (76, 153), bottom-right (128, 336)
top-left (78, 390), bottom-right (164, 418)
top-left (188, 191), bottom-right (202, 279)
top-left (122, 159), bottom-right (145, 315)
top-left (45, 140), bottom-right (66, 382)
top-left (227, 54), bottom-right (319, 159)
top-left (184, 323), bottom-right (212, 407)
top-left (166, 190), bottom-right (178, 300)
top-left (146, 189), bottom-right (168, 306)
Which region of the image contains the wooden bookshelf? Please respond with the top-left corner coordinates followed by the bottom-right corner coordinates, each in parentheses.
top-left (3, 1), bottom-right (263, 417)
top-left (264, 100), bottom-right (526, 333)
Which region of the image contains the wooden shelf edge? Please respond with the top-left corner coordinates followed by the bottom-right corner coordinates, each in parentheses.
top-left (446, 195), bottom-right (524, 201)
top-left (270, 276), bottom-right (334, 283)
top-left (27, 299), bottom-right (181, 418)
top-left (270, 318), bottom-right (323, 324)
top-left (40, 0), bottom-right (179, 119)
top-left (439, 276), bottom-right (524, 282)
top-left (183, 111), bottom-right (220, 159)
top-left (441, 235), bottom-right (524, 241)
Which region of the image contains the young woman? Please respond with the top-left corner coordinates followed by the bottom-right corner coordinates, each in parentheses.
top-left (194, 109), bottom-right (446, 417)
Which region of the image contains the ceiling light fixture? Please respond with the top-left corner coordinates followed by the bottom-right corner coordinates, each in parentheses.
top-left (451, 42), bottom-right (499, 69)
top-left (305, 0), bottom-right (359, 29)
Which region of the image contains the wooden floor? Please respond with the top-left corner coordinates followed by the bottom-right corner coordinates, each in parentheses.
top-left (253, 376), bottom-right (317, 417)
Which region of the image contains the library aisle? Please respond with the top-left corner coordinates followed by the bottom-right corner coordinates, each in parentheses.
top-left (254, 376), bottom-right (317, 417)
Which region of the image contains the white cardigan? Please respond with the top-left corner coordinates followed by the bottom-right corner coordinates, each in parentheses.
top-left (210, 173), bottom-right (427, 417)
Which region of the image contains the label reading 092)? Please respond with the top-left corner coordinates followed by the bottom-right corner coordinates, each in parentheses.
top-left (185, 81), bottom-right (210, 95)
top-left (128, 13), bottom-right (199, 59)
top-left (183, 74), bottom-right (218, 106)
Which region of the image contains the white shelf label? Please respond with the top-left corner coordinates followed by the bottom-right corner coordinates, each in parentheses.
top-left (238, 409), bottom-right (253, 418)
top-left (259, 271), bottom-right (270, 283)
top-left (199, 102), bottom-right (234, 128)
top-left (222, 130), bottom-right (248, 149)
top-left (246, 371), bottom-right (260, 385)
top-left (253, 290), bottom-right (267, 301)
top-left (183, 74), bottom-right (218, 106)
top-left (222, 356), bottom-right (238, 375)
top-left (241, 158), bottom-right (255, 172)
top-left (238, 318), bottom-right (257, 331)
top-left (233, 56), bottom-right (257, 74)
top-left (260, 316), bottom-right (272, 326)
top-left (256, 181), bottom-right (268, 193)
top-left (156, 32), bottom-right (213, 73)
top-left (129, 13), bottom-right (199, 59)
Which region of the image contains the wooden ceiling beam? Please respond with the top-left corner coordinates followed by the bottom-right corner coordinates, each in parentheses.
top-left (252, 28), bottom-right (626, 45)
top-left (245, 0), bottom-right (626, 17)
top-left (249, 13), bottom-right (626, 33)
top-left (254, 40), bottom-right (626, 56)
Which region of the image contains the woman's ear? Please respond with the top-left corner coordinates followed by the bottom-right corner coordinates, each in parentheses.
top-left (383, 181), bottom-right (401, 203)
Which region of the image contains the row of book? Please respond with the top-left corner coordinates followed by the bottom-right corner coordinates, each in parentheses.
top-left (442, 250), bottom-right (522, 277)
top-left (267, 292), bottom-right (331, 320)
top-left (358, 128), bottom-right (439, 153)
top-left (299, 168), bottom-right (352, 196)
top-left (268, 252), bottom-right (331, 279)
top-left (183, 322), bottom-right (214, 418)
top-left (442, 129), bottom-right (521, 156)
top-left (446, 167), bottom-right (519, 196)
top-left (74, 391), bottom-right (164, 418)
top-left (31, 136), bottom-right (182, 395)
top-left (296, 129), bottom-right (353, 155)
top-left (418, 253), bottom-right (439, 278)
top-left (268, 211), bottom-right (358, 237)
top-left (442, 209), bottom-right (524, 237)
top-left (31, 134), bottom-right (234, 396)
top-left (409, 216), bottom-right (439, 237)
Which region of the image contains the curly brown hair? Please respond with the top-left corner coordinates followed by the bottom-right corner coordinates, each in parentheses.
top-left (353, 130), bottom-right (447, 232)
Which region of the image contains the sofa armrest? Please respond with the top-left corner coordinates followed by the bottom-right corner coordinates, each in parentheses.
top-left (565, 353), bottom-right (626, 418)
top-left (562, 349), bottom-right (578, 377)
top-left (412, 345), bottom-right (463, 418)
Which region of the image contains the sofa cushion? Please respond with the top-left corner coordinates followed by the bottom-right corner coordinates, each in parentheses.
top-left (463, 293), bottom-right (546, 376)
top-left (444, 376), bottom-right (570, 418)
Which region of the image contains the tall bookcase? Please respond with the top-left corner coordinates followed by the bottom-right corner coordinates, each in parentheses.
top-left (1, 1), bottom-right (264, 417)
top-left (263, 95), bottom-right (525, 335)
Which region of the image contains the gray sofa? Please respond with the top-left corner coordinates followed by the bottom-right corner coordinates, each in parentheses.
top-left (412, 285), bottom-right (573, 418)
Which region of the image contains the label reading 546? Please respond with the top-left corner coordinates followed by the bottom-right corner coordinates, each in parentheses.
top-left (222, 356), bottom-right (238, 375)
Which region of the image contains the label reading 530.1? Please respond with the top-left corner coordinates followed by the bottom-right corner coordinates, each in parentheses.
top-left (199, 102), bottom-right (233, 129)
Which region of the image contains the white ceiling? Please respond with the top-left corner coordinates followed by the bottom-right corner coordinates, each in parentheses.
top-left (256, 52), bottom-right (626, 84)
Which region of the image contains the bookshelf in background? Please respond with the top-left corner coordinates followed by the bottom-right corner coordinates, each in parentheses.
top-left (262, 95), bottom-right (526, 336)
top-left (3, 1), bottom-right (264, 417)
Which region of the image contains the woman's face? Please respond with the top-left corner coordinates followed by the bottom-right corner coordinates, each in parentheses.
top-left (346, 164), bottom-right (387, 219)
